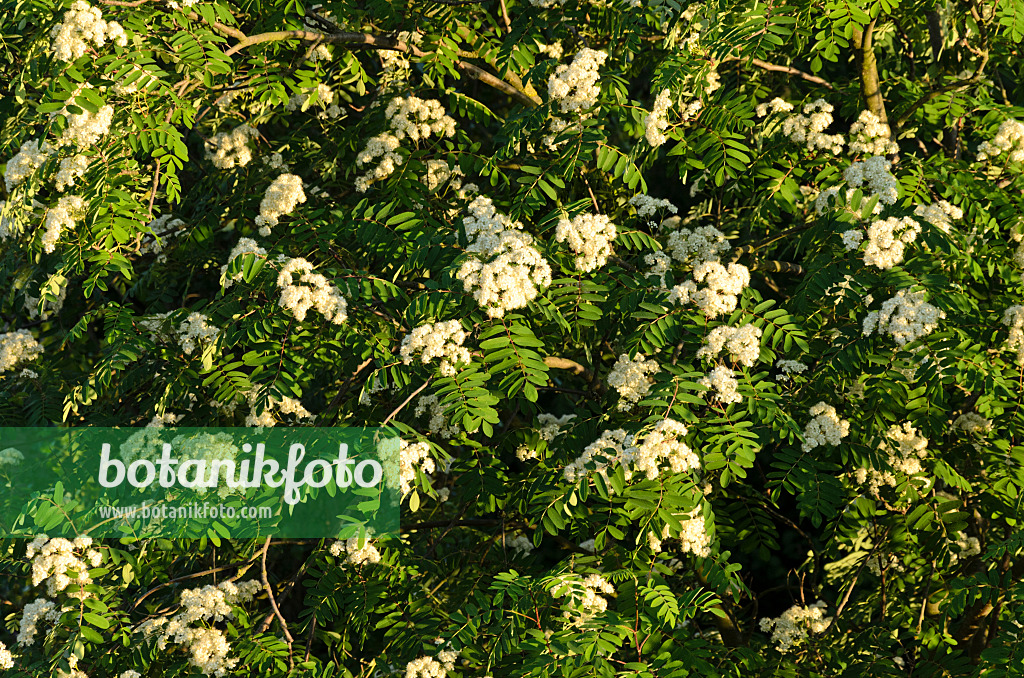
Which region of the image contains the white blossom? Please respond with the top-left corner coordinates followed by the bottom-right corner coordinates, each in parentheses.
top-left (861, 216), bottom-right (921, 269)
top-left (696, 324), bottom-right (762, 367)
top-left (255, 173), bottom-right (306, 235)
top-left (802, 402), bottom-right (849, 452)
top-left (205, 124), bottom-right (258, 169)
top-left (548, 48), bottom-right (607, 114)
top-left (329, 536), bottom-right (382, 566)
top-left (843, 155), bottom-right (899, 206)
top-left (400, 320), bottom-right (471, 377)
top-left (4, 139), bottom-right (53, 191)
top-left (276, 257), bottom-right (348, 324)
top-left (863, 290), bottom-right (945, 346)
top-left (700, 365), bottom-right (742, 404)
top-left (1003, 305), bottom-right (1024, 364)
top-left (977, 119), bottom-right (1024, 164)
top-left (555, 212), bottom-right (617, 272)
top-left (643, 89), bottom-right (673, 147)
top-left (629, 193), bottom-right (677, 218)
top-left (456, 196), bottom-right (552, 318)
top-left (42, 195), bottom-right (85, 252)
top-left (49, 0), bottom-right (127, 63)
top-left (0, 329), bottom-right (44, 372)
top-left (760, 601), bottom-right (832, 653)
top-left (848, 110), bottom-right (899, 156)
top-left (607, 353), bottom-right (660, 411)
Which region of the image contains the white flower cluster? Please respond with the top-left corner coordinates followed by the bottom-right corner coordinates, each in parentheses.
top-left (681, 261), bottom-right (751, 318)
top-left (244, 392), bottom-right (315, 427)
top-left (17, 597), bottom-right (61, 646)
top-left (665, 224), bottom-right (730, 267)
top-left (43, 194), bottom-right (85, 252)
top-left (700, 365), bottom-right (742, 405)
top-left (506, 534), bottom-right (534, 556)
top-left (537, 41), bottom-right (563, 59)
top-left (760, 601), bottom-right (832, 653)
top-left (645, 251), bottom-right (672, 289)
top-left (697, 324), bottom-right (762, 367)
top-left (405, 651), bottom-right (458, 678)
top-left (677, 509), bottom-right (713, 556)
top-left (538, 412), bottom-right (576, 440)
top-left (414, 394), bottom-right (461, 439)
top-left (629, 193), bottom-right (677, 219)
top-left (843, 155), bottom-right (900, 206)
top-left (25, 535), bottom-right (102, 600)
top-left (139, 214), bottom-right (184, 259)
top-left (644, 89), bottom-right (673, 147)
top-left (49, 0), bottom-right (127, 62)
top-left (913, 200), bottom-right (962, 233)
top-left (757, 98), bottom-right (844, 154)
top-left (276, 257), bottom-right (348, 324)
top-left (285, 83), bottom-right (341, 119)
top-left (977, 119), bottom-right (1024, 164)
top-left (858, 216), bottom-right (921, 269)
top-left (399, 439), bottom-right (435, 496)
top-left (0, 447), bottom-right (24, 466)
top-left (953, 412), bottom-right (992, 434)
top-left (848, 110), bottom-right (899, 156)
top-left (355, 96), bottom-right (456, 192)
top-left (548, 48), bottom-right (607, 114)
top-left (4, 139), bottom-right (53, 191)
top-left (177, 312), bottom-right (220, 355)
top-left (136, 579), bottom-right (262, 677)
top-left (607, 353), bottom-right (660, 411)
top-left (456, 196), bottom-right (552, 318)
top-left (205, 124), bottom-right (258, 169)
top-left (55, 154), bottom-right (90, 191)
top-left (551, 573), bottom-right (615, 627)
top-left (775, 359), bottom-right (807, 382)
top-left (563, 419), bottom-right (699, 486)
top-left (1001, 305), bottom-right (1024, 364)
top-left (855, 422), bottom-right (929, 494)
top-left (555, 213), bottom-right (617, 272)
top-left (329, 536), bottom-right (382, 566)
top-left (400, 320), bottom-right (471, 377)
top-left (424, 160), bottom-right (463, 191)
top-left (59, 102), bottom-right (113, 148)
top-left (863, 290), bottom-right (945, 346)
top-left (801, 402), bottom-right (850, 453)
top-left (220, 237), bottom-right (266, 288)
top-left (951, 531), bottom-right (981, 563)
top-left (0, 640), bottom-right (12, 669)
top-left (0, 329), bottom-right (44, 372)
top-left (255, 173), bottom-right (306, 235)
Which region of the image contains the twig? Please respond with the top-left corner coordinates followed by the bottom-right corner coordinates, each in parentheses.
top-left (381, 381), bottom-right (431, 428)
top-left (721, 56), bottom-right (834, 90)
top-left (147, 159), bottom-right (161, 218)
top-left (260, 537), bottom-right (295, 669)
top-left (223, 30), bottom-right (541, 107)
top-left (498, 0), bottom-right (512, 31)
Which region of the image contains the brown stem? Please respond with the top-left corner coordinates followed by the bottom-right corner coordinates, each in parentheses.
top-left (721, 56), bottom-right (834, 90)
top-left (260, 537), bottom-right (295, 669)
top-left (224, 30), bottom-right (541, 107)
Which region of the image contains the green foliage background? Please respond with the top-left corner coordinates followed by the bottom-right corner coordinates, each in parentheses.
top-left (1, 0), bottom-right (1024, 675)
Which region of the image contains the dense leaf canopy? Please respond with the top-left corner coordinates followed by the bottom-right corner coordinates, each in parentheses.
top-left (2, 0), bottom-right (1024, 676)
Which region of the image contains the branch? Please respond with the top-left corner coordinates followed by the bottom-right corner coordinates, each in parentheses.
top-left (260, 537), bottom-right (295, 669)
top-left (852, 19), bottom-right (888, 124)
top-left (381, 380), bottom-right (430, 428)
top-left (223, 30), bottom-right (541, 107)
top-left (721, 56), bottom-right (834, 90)
top-left (892, 55), bottom-right (989, 132)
